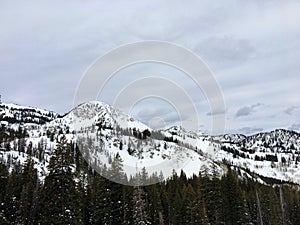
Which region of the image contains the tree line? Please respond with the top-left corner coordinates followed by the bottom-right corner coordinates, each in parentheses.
top-left (0, 136), bottom-right (300, 224)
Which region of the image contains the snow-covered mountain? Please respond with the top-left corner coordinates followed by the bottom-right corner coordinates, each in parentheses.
top-left (70, 101), bottom-right (223, 185)
top-left (0, 101), bottom-right (300, 185)
top-left (211, 129), bottom-right (300, 184)
top-left (0, 103), bottom-right (59, 126)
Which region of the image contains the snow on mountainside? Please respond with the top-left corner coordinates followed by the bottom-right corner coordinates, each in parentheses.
top-left (210, 129), bottom-right (300, 184)
top-left (73, 101), bottom-right (150, 132)
top-left (71, 101), bottom-right (224, 184)
top-left (0, 101), bottom-right (300, 184)
top-left (0, 103), bottom-right (59, 126)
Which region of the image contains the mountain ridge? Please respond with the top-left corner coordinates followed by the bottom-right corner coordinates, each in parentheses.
top-left (1, 101), bottom-right (300, 184)
top-left (1, 101), bottom-right (299, 136)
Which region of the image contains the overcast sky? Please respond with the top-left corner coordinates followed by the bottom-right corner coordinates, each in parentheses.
top-left (0, 0), bottom-right (299, 134)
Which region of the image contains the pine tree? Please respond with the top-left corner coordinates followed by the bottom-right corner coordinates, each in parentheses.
top-left (145, 182), bottom-right (163, 225)
top-left (38, 135), bottom-right (82, 224)
top-left (221, 168), bottom-right (250, 225)
top-left (109, 154), bottom-right (128, 224)
top-left (167, 171), bottom-right (185, 224)
top-left (88, 174), bottom-right (112, 225)
top-left (0, 163), bottom-right (9, 224)
top-left (3, 164), bottom-right (22, 224)
top-left (199, 175), bottom-right (223, 224)
top-left (17, 157), bottom-right (39, 224)
top-left (132, 186), bottom-right (151, 225)
top-left (182, 183), bottom-right (198, 224)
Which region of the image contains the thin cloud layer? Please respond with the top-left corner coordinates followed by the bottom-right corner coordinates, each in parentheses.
top-left (289, 123), bottom-right (300, 131)
top-left (0, 0), bottom-right (299, 134)
top-left (285, 106), bottom-right (300, 115)
top-left (238, 127), bottom-right (264, 135)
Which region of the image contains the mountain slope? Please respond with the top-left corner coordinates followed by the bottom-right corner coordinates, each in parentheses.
top-left (0, 101), bottom-right (300, 185)
top-left (0, 103), bottom-right (59, 126)
top-left (71, 101), bottom-right (225, 185)
top-left (210, 129), bottom-right (300, 183)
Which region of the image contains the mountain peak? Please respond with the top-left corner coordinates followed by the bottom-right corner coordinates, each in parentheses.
top-left (72, 100), bottom-right (151, 132)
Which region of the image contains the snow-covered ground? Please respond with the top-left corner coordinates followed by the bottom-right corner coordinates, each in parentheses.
top-left (1, 101), bottom-right (300, 185)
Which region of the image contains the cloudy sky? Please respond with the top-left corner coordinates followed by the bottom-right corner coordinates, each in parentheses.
top-left (0, 0), bottom-right (299, 134)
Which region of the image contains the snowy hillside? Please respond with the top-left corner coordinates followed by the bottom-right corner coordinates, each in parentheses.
top-left (71, 101), bottom-right (224, 185)
top-left (210, 129), bottom-right (300, 184)
top-left (0, 101), bottom-right (300, 185)
top-left (0, 103), bottom-right (59, 126)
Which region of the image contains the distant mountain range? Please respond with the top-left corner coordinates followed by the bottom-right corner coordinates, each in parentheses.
top-left (1, 101), bottom-right (300, 185)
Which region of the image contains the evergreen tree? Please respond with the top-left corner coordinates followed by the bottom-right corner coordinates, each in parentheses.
top-left (0, 163), bottom-right (9, 225)
top-left (182, 183), bottom-right (199, 224)
top-left (109, 154), bottom-right (128, 224)
top-left (17, 157), bottom-right (39, 225)
top-left (38, 135), bottom-right (82, 224)
top-left (132, 186), bottom-right (151, 225)
top-left (3, 164), bottom-right (22, 224)
top-left (221, 168), bottom-right (250, 225)
top-left (145, 182), bottom-right (163, 225)
top-left (88, 174), bottom-right (112, 225)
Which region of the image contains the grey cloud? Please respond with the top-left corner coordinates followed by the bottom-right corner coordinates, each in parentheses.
top-left (137, 107), bottom-right (186, 123)
top-left (284, 106), bottom-right (300, 115)
top-left (235, 103), bottom-right (262, 118)
top-left (206, 108), bottom-right (226, 116)
top-left (0, 0), bottom-right (299, 134)
top-left (195, 36), bottom-right (256, 67)
top-left (136, 107), bottom-right (173, 120)
top-left (236, 107), bottom-right (252, 117)
top-left (135, 107), bottom-right (183, 129)
top-left (238, 126), bottom-right (263, 135)
top-left (289, 123), bottom-right (300, 131)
